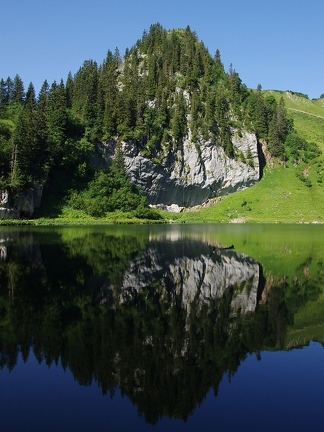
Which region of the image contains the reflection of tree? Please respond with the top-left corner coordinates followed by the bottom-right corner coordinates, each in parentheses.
top-left (0, 231), bottom-right (322, 424)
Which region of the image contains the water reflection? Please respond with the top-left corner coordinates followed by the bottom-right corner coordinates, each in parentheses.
top-left (0, 228), bottom-right (322, 424)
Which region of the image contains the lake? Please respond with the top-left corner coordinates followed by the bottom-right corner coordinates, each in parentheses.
top-left (0, 223), bottom-right (324, 431)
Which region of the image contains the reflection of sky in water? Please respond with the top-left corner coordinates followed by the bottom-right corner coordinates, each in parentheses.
top-left (1, 343), bottom-right (324, 432)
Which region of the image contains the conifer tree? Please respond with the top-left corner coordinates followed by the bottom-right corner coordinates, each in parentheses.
top-left (203, 91), bottom-right (216, 139)
top-left (99, 50), bottom-right (119, 138)
top-left (46, 80), bottom-right (68, 153)
top-left (5, 77), bottom-right (14, 103)
top-left (12, 74), bottom-right (25, 104)
top-left (72, 60), bottom-right (98, 128)
top-left (171, 91), bottom-right (187, 147)
top-left (276, 96), bottom-right (291, 142)
top-left (10, 107), bottom-right (33, 188)
top-left (190, 90), bottom-right (201, 143)
top-left (229, 69), bottom-right (243, 115)
top-left (25, 82), bottom-right (36, 110)
top-left (112, 141), bottom-right (126, 174)
top-left (214, 49), bottom-right (225, 81)
top-left (254, 85), bottom-right (268, 139)
top-left (268, 113), bottom-right (284, 158)
top-left (65, 72), bottom-right (74, 109)
top-left (35, 80), bottom-right (50, 170)
top-left (0, 79), bottom-right (8, 112)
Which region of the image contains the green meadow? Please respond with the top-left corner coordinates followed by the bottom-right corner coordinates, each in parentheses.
top-left (168, 91), bottom-right (324, 224)
top-left (171, 162), bottom-right (324, 223)
top-left (264, 90), bottom-right (324, 151)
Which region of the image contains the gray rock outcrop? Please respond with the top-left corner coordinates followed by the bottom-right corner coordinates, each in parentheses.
top-left (0, 183), bottom-right (44, 219)
top-left (114, 243), bottom-right (260, 317)
top-left (97, 130), bottom-right (260, 207)
top-left (0, 190), bottom-right (19, 219)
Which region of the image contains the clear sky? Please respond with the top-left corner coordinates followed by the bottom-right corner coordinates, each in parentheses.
top-left (1, 0), bottom-right (323, 99)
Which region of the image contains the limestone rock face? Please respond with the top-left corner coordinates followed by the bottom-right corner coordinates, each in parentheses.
top-left (0, 190), bottom-right (19, 219)
top-left (0, 183), bottom-right (44, 219)
top-left (98, 131), bottom-right (260, 207)
top-left (118, 243), bottom-right (260, 317)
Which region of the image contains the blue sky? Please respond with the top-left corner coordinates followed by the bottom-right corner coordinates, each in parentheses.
top-left (2, 0), bottom-right (323, 99)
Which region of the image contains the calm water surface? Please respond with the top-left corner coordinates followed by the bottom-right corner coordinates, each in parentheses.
top-left (0, 224), bottom-right (323, 431)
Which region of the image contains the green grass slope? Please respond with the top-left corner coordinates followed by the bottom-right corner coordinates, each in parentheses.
top-left (172, 91), bottom-right (324, 224)
top-left (264, 91), bottom-right (324, 151)
top-left (174, 164), bottom-right (324, 223)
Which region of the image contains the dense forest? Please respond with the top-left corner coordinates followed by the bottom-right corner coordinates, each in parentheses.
top-left (0, 24), bottom-right (321, 218)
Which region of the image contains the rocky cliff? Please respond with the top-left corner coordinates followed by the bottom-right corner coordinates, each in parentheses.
top-left (96, 240), bottom-right (261, 318)
top-left (0, 130), bottom-right (259, 218)
top-left (96, 130), bottom-right (260, 209)
top-left (0, 183), bottom-right (44, 219)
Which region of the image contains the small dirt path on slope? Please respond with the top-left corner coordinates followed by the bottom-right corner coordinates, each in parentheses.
top-left (288, 108), bottom-right (324, 120)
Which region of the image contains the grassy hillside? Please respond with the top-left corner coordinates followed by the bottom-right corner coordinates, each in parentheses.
top-left (170, 91), bottom-right (324, 224)
top-left (264, 91), bottom-right (324, 151)
top-left (171, 163), bottom-right (323, 223)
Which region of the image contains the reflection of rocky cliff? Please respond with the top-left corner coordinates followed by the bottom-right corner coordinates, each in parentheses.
top-left (117, 242), bottom-right (261, 318)
top-left (0, 232), bottom-right (262, 317)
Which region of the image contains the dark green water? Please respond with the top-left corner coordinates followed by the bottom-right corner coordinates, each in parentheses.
top-left (0, 224), bottom-right (323, 431)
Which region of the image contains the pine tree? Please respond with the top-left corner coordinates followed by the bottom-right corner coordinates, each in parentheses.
top-left (25, 82), bottom-right (36, 110)
top-left (203, 90), bottom-right (216, 139)
top-left (9, 80), bottom-right (52, 183)
top-left (95, 77), bottom-right (105, 139)
top-left (0, 117), bottom-right (13, 185)
top-left (229, 69), bottom-right (242, 115)
top-left (0, 78), bottom-right (8, 112)
top-left (171, 91), bottom-right (187, 147)
top-left (10, 107), bottom-right (33, 188)
top-left (215, 88), bottom-right (233, 156)
top-left (5, 77), bottom-right (14, 103)
top-left (46, 80), bottom-right (68, 152)
top-left (12, 74), bottom-right (25, 104)
top-left (215, 88), bottom-right (229, 131)
top-left (72, 60), bottom-right (98, 127)
top-left (112, 141), bottom-right (126, 174)
top-left (190, 90), bottom-right (201, 143)
top-left (254, 85), bottom-right (268, 139)
top-left (35, 80), bottom-right (50, 170)
top-left (65, 72), bottom-right (74, 109)
top-left (268, 113), bottom-right (284, 158)
top-left (276, 96), bottom-right (291, 142)
top-left (214, 49), bottom-right (225, 81)
top-left (99, 50), bottom-right (119, 138)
